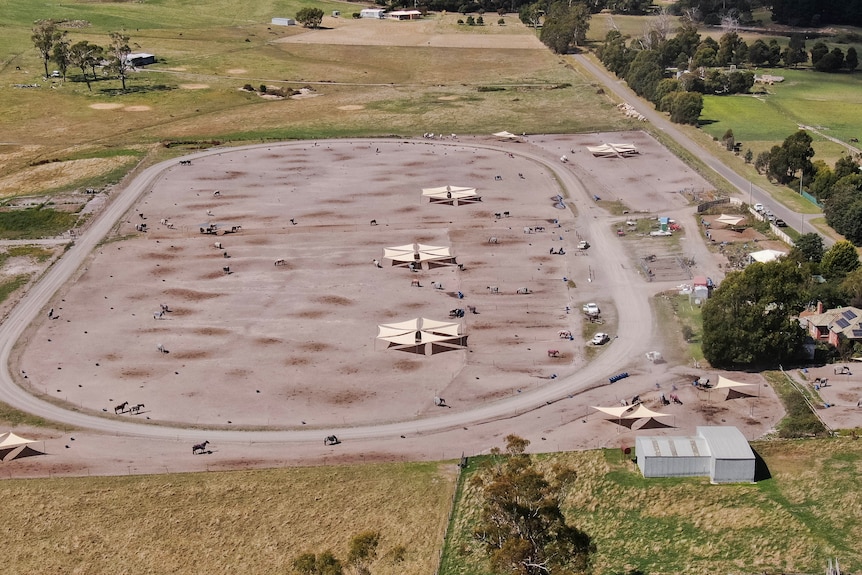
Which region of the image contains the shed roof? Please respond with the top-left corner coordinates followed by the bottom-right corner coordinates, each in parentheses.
top-left (636, 435), bottom-right (708, 458)
top-left (696, 426), bottom-right (754, 459)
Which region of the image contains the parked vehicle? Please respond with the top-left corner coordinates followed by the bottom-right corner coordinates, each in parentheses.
top-left (753, 203), bottom-right (764, 212)
top-left (775, 219), bottom-right (787, 227)
top-left (582, 302), bottom-right (600, 316)
top-left (591, 332), bottom-right (610, 345)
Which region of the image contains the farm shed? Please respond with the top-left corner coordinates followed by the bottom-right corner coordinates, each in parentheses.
top-left (271, 17), bottom-right (296, 26)
top-left (360, 8), bottom-right (387, 18)
top-left (126, 53), bottom-right (155, 66)
top-left (388, 10), bottom-right (422, 19)
top-left (636, 426), bottom-right (755, 483)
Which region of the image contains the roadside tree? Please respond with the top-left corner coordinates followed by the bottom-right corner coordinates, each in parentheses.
top-left (782, 34), bottom-right (807, 68)
top-left (32, 20), bottom-right (66, 79)
top-left (821, 240), bottom-right (861, 279)
top-left (846, 47), bottom-right (859, 70)
top-left (296, 7), bottom-right (325, 28)
top-left (107, 31), bottom-right (132, 91)
top-left (68, 41), bottom-right (100, 91)
top-left (51, 37), bottom-right (71, 81)
top-left (789, 233), bottom-right (825, 263)
top-left (540, 1), bottom-right (590, 53)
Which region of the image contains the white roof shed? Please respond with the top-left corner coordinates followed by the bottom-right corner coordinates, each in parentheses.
top-left (636, 426), bottom-right (755, 483)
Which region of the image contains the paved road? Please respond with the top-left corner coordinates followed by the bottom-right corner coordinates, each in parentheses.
top-left (574, 54), bottom-right (832, 247)
top-left (0, 139), bottom-right (656, 445)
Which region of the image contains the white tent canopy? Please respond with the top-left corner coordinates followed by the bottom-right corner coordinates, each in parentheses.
top-left (714, 375), bottom-right (755, 389)
top-left (587, 143), bottom-right (638, 158)
top-left (421, 186), bottom-right (480, 205)
top-left (383, 243), bottom-right (456, 267)
top-left (0, 431), bottom-right (42, 462)
top-left (716, 214), bottom-right (744, 226)
top-left (592, 405), bottom-right (635, 418)
top-left (625, 404), bottom-right (670, 419)
top-left (377, 317), bottom-right (467, 354)
top-left (749, 249), bottom-right (787, 263)
top-left (383, 244), bottom-right (417, 263)
top-left (492, 131), bottom-right (520, 140)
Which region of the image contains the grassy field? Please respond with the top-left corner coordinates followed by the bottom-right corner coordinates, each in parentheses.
top-left (699, 68), bottom-right (862, 167)
top-left (441, 438), bottom-right (862, 575)
top-left (0, 461), bottom-right (457, 575)
top-left (0, 0), bottom-right (633, 198)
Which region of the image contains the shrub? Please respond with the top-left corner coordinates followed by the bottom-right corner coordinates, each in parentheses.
top-left (259, 84), bottom-right (267, 94)
top-left (242, 84), bottom-right (254, 92)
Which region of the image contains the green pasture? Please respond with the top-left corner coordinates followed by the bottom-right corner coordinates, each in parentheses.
top-left (441, 439), bottom-right (862, 575)
top-left (699, 68), bottom-right (862, 166)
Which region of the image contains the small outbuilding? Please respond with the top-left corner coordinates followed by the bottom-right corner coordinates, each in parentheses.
top-left (387, 9), bottom-right (422, 19)
top-left (360, 8), bottom-right (387, 18)
top-left (636, 426), bottom-right (755, 483)
top-left (271, 17), bottom-right (296, 26)
top-left (126, 53), bottom-right (156, 67)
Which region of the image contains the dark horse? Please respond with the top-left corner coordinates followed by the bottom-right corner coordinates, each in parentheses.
top-left (192, 440), bottom-right (210, 454)
top-left (324, 435), bottom-right (340, 446)
top-left (114, 401), bottom-right (129, 414)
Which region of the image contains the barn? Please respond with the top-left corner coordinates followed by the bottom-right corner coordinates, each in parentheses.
top-left (636, 426), bottom-right (755, 483)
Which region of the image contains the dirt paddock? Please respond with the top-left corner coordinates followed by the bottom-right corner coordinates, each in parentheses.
top-left (6, 133), bottom-right (813, 477)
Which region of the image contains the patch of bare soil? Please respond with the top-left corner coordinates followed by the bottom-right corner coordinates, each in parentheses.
top-left (300, 342), bottom-right (332, 352)
top-left (314, 295), bottom-right (352, 306)
top-left (164, 288), bottom-right (221, 301)
top-left (193, 327), bottom-right (230, 336)
top-left (172, 350), bottom-right (211, 360)
top-left (120, 367), bottom-right (152, 378)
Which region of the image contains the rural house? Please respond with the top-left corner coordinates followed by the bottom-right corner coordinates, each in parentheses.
top-left (799, 303), bottom-right (862, 348)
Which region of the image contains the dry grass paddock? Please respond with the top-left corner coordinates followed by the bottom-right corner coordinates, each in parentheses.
top-left (0, 461), bottom-right (456, 575)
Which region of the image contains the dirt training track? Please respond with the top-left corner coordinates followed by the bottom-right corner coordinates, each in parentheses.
top-left (2, 134), bottom-right (784, 477)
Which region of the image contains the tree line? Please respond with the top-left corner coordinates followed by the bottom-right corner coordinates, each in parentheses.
top-left (598, 22), bottom-right (859, 126)
top-left (752, 130), bottom-right (862, 246)
top-left (32, 20), bottom-right (135, 91)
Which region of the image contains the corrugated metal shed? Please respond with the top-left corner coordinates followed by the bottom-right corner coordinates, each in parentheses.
top-left (636, 426), bottom-right (755, 483)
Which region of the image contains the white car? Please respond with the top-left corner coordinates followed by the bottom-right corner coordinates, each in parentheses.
top-left (582, 303), bottom-right (600, 316)
top-left (591, 332), bottom-right (610, 345)
top-left (753, 203), bottom-right (763, 212)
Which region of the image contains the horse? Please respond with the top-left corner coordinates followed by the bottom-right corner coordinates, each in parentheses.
top-left (547, 349), bottom-right (560, 358)
top-left (487, 286), bottom-right (499, 294)
top-left (274, 259), bottom-right (286, 266)
top-left (114, 401), bottom-right (129, 414)
top-left (324, 435), bottom-right (340, 446)
top-left (192, 440), bottom-right (209, 454)
top-left (130, 403), bottom-right (145, 414)
top-left (516, 287), bottom-right (532, 294)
